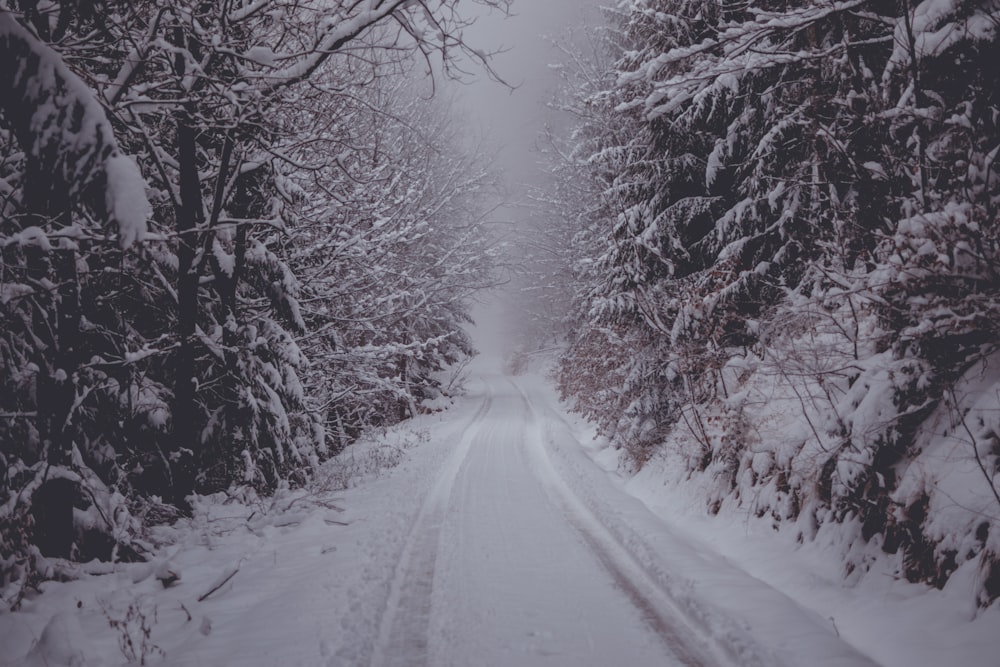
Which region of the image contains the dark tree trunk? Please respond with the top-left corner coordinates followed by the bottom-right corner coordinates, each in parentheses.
top-left (31, 478), bottom-right (77, 558)
top-left (22, 164), bottom-right (78, 469)
top-left (167, 23), bottom-right (206, 505)
top-left (171, 115), bottom-right (203, 504)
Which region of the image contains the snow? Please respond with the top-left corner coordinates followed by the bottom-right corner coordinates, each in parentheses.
top-left (23, 613), bottom-right (93, 667)
top-left (1, 369), bottom-right (996, 666)
top-left (705, 139), bottom-right (725, 187)
top-left (104, 154), bottom-right (151, 248)
top-left (886, 0), bottom-right (998, 78)
top-left (6, 226), bottom-right (52, 251)
top-left (242, 45), bottom-right (279, 67)
top-left (622, 452), bottom-right (1000, 667)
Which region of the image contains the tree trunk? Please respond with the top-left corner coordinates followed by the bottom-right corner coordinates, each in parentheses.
top-left (171, 115), bottom-right (203, 503)
top-left (167, 22), bottom-right (206, 504)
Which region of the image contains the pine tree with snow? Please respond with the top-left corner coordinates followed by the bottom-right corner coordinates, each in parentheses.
top-left (553, 0), bottom-right (1000, 604)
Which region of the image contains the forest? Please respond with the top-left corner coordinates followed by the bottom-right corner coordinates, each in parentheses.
top-left (2, 0), bottom-right (1000, 621)
top-left (0, 0), bottom-right (507, 608)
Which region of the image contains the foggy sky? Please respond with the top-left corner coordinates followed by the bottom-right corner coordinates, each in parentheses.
top-left (458, 1), bottom-right (600, 180)
top-left (456, 1), bottom-right (601, 365)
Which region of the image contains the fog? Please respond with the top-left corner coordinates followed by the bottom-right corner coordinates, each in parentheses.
top-left (453, 1), bottom-right (602, 366)
top-left (457, 2), bottom-right (597, 176)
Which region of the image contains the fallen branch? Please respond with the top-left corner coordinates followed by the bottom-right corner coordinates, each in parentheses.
top-left (197, 564), bottom-right (240, 602)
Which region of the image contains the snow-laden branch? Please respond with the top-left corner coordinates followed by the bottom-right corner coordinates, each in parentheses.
top-left (260, 0), bottom-right (423, 93)
top-left (0, 10), bottom-right (150, 247)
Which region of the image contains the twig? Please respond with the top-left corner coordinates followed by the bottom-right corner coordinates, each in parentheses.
top-left (949, 387), bottom-right (1000, 509)
top-left (197, 565), bottom-right (240, 602)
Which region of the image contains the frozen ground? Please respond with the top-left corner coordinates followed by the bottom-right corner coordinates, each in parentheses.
top-left (1, 368), bottom-right (996, 666)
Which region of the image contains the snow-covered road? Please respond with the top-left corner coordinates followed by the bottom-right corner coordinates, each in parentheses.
top-left (358, 372), bottom-right (882, 667)
top-left (372, 375), bottom-right (709, 666)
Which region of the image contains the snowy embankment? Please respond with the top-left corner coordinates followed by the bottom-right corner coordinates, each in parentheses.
top-left (0, 370), bottom-right (996, 666)
top-left (514, 374), bottom-right (1000, 667)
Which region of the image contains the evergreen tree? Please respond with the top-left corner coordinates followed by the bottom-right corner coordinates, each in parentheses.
top-left (553, 0), bottom-right (1000, 603)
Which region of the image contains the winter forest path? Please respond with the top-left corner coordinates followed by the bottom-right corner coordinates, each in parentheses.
top-left (370, 374), bottom-right (712, 667)
top-left (357, 372), bottom-right (883, 667)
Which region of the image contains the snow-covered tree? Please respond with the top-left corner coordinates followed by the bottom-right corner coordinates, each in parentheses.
top-left (49, 0), bottom-right (509, 496)
top-left (553, 0), bottom-right (1000, 604)
top-left (287, 67), bottom-right (501, 441)
top-left (1, 5), bottom-right (153, 607)
top-left (0, 0), bottom-right (509, 608)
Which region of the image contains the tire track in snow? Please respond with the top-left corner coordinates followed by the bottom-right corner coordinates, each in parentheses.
top-left (507, 377), bottom-right (721, 667)
top-left (428, 377), bottom-right (691, 665)
top-left (368, 385), bottom-right (494, 667)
